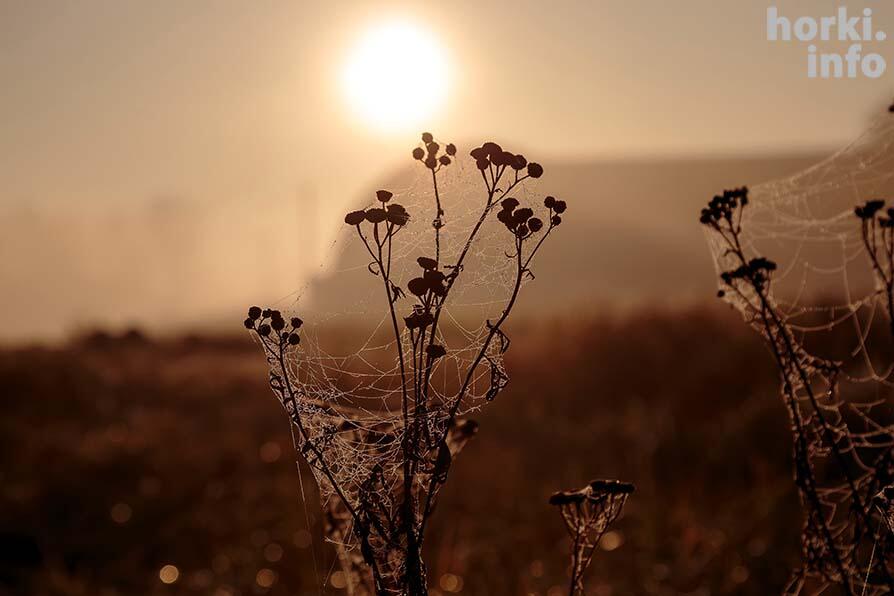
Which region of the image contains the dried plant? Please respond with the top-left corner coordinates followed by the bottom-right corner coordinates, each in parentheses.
top-left (246, 133), bottom-right (567, 595)
top-left (700, 187), bottom-right (894, 595)
top-left (855, 200), bottom-right (894, 336)
top-left (549, 480), bottom-right (634, 596)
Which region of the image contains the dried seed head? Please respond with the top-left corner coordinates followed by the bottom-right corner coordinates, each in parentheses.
top-left (386, 203), bottom-right (410, 225)
top-left (417, 256), bottom-right (438, 271)
top-left (482, 142), bottom-right (502, 157)
top-left (497, 209), bottom-right (512, 225)
top-left (501, 198), bottom-right (519, 211)
top-left (549, 491), bottom-right (586, 506)
top-left (855, 199), bottom-right (886, 220)
top-left (528, 217), bottom-right (543, 233)
top-left (376, 190), bottom-right (393, 203)
top-left (491, 151), bottom-right (509, 166)
top-left (423, 270), bottom-right (445, 284)
top-left (345, 211), bottom-right (366, 225)
top-left (426, 274), bottom-right (446, 296)
top-left (404, 311), bottom-right (434, 330)
top-left (426, 344), bottom-right (447, 359)
top-left (514, 207), bottom-right (533, 222)
top-left (407, 277), bottom-right (429, 297)
top-left (527, 162), bottom-right (544, 178)
top-left (365, 208), bottom-right (387, 224)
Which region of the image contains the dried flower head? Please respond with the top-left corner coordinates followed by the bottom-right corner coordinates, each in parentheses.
top-left (855, 199), bottom-right (886, 220)
top-left (417, 256), bottom-right (438, 271)
top-left (345, 210), bottom-right (366, 226)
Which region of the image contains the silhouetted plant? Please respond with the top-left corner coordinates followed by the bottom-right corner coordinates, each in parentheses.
top-left (855, 199), bottom-right (894, 338)
top-left (549, 479), bottom-right (634, 596)
top-left (247, 133), bottom-right (565, 595)
top-left (700, 188), bottom-right (894, 595)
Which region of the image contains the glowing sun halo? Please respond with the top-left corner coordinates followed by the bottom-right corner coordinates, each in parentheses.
top-left (342, 21), bottom-right (449, 132)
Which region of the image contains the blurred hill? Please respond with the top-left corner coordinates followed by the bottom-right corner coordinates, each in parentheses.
top-left (526, 155), bottom-right (819, 306)
top-left (0, 154), bottom-right (822, 342)
top-left (305, 153), bottom-right (821, 318)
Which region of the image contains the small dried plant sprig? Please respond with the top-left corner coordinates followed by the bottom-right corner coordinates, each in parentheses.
top-left (244, 307), bottom-right (304, 346)
top-left (855, 199), bottom-right (894, 338)
top-left (411, 134), bottom-right (457, 263)
top-left (701, 190), bottom-right (894, 595)
top-left (550, 479), bottom-right (634, 596)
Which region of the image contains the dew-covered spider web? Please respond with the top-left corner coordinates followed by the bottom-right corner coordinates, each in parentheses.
top-left (703, 111), bottom-right (894, 594)
top-left (250, 141), bottom-right (559, 594)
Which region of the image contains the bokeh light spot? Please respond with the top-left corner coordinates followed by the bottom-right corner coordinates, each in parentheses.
top-left (109, 502), bottom-right (132, 524)
top-left (159, 564), bottom-right (179, 584)
top-left (600, 530), bottom-right (623, 551)
top-left (256, 568), bottom-right (276, 588)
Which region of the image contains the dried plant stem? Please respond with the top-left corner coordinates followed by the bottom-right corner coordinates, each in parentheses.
top-left (858, 213), bottom-right (894, 338)
top-left (248, 135), bottom-right (560, 595)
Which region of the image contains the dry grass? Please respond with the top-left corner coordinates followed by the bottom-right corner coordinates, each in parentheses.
top-left (0, 304), bottom-right (802, 595)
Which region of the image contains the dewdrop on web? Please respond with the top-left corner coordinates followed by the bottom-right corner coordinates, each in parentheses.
top-left (767, 6), bottom-right (888, 78)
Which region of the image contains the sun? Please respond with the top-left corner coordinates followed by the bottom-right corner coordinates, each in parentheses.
top-left (341, 20), bottom-right (449, 133)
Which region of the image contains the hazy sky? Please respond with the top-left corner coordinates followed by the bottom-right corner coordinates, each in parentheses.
top-left (3, 1), bottom-right (893, 212)
top-left (2, 0), bottom-right (893, 339)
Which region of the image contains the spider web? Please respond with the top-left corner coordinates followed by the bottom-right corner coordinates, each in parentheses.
top-left (256, 149), bottom-right (551, 591)
top-left (707, 113), bottom-right (894, 381)
top-left (704, 112), bottom-right (894, 594)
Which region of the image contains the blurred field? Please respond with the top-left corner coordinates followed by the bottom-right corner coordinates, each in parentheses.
top-left (0, 305), bottom-right (801, 596)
